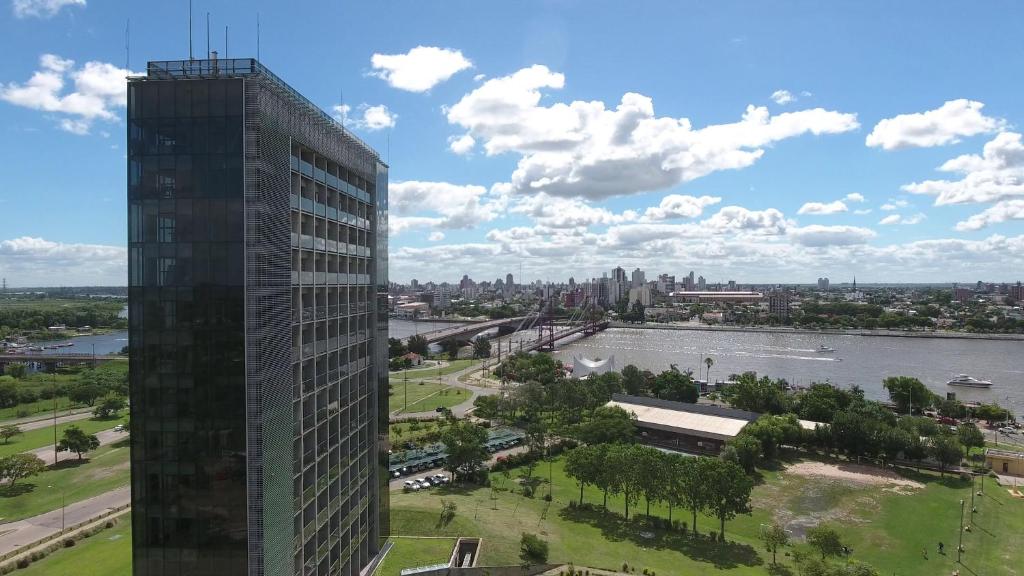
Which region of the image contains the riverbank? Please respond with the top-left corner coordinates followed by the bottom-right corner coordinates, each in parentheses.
top-left (610, 321), bottom-right (1024, 341)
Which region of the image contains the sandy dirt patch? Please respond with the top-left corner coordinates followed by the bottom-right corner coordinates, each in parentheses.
top-left (787, 461), bottom-right (924, 488)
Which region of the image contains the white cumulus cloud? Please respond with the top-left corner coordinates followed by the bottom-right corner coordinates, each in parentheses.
top-left (0, 53), bottom-right (136, 134)
top-left (642, 194), bottom-right (721, 220)
top-left (797, 200), bottom-right (848, 215)
top-left (0, 236), bottom-right (124, 285)
top-left (389, 180), bottom-right (506, 233)
top-left (771, 89), bottom-right (795, 105)
top-left (448, 134), bottom-right (475, 155)
top-left (332, 103), bottom-right (396, 131)
top-left (845, 192), bottom-right (865, 202)
top-left (445, 65), bottom-right (858, 200)
top-left (903, 131), bottom-right (1024, 206)
top-left (789, 225), bottom-right (876, 247)
top-left (955, 199), bottom-right (1024, 231)
top-left (12, 0), bottom-right (84, 18)
top-left (369, 46), bottom-right (472, 92)
top-left (866, 99), bottom-right (1004, 150)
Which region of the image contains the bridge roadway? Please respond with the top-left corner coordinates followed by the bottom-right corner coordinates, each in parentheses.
top-left (401, 316), bottom-right (534, 344)
top-left (0, 353), bottom-right (126, 366)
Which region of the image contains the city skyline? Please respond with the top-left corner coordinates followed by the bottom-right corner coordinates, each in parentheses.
top-left (2, 1), bottom-right (1024, 286)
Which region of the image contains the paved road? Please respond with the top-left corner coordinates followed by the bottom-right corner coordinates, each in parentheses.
top-left (0, 486), bottom-right (130, 556)
top-left (2, 410), bottom-right (94, 433)
top-left (27, 428), bottom-right (128, 466)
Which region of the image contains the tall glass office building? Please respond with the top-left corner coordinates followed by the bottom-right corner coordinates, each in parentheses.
top-left (127, 58), bottom-right (389, 576)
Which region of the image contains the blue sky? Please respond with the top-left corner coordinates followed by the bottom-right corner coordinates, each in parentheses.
top-left (1, 0), bottom-right (1023, 286)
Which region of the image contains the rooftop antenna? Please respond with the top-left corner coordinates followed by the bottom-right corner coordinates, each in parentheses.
top-left (188, 0), bottom-right (193, 61)
top-left (225, 25), bottom-right (229, 59)
top-left (206, 12), bottom-right (210, 58)
top-left (256, 12), bottom-right (261, 61)
top-left (125, 18), bottom-right (130, 70)
top-left (339, 88), bottom-right (345, 128)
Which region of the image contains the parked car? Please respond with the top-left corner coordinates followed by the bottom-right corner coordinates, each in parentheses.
top-left (418, 477), bottom-right (435, 488)
top-left (431, 474), bottom-right (449, 484)
top-left (113, 424), bottom-right (126, 432)
top-left (403, 480), bottom-right (420, 491)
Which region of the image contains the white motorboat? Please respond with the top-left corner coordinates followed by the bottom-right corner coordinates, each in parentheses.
top-left (815, 345), bottom-right (836, 353)
top-left (946, 374), bottom-right (992, 388)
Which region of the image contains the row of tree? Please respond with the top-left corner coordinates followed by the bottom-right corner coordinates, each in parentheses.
top-left (564, 443), bottom-right (753, 540)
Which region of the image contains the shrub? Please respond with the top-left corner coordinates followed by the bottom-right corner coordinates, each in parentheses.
top-left (16, 558), bottom-right (29, 569)
top-left (63, 538), bottom-right (76, 547)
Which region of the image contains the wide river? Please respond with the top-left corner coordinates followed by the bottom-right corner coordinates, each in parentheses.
top-left (551, 327), bottom-right (1024, 415)
top-left (27, 321), bottom-right (1023, 415)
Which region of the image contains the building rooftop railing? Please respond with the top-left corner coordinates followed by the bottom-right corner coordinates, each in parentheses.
top-left (139, 58), bottom-right (379, 161)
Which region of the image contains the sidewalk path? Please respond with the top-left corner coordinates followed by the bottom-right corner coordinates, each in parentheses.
top-left (1, 410), bottom-right (94, 433)
top-left (27, 429), bottom-right (128, 466)
top-left (391, 361), bottom-right (500, 420)
top-left (0, 486), bottom-right (131, 556)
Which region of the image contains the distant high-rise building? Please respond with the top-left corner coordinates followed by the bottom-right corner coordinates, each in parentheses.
top-left (1009, 281), bottom-right (1023, 301)
top-left (657, 274), bottom-right (676, 294)
top-left (727, 280), bottom-right (737, 291)
top-left (767, 289), bottom-right (791, 321)
top-left (128, 58), bottom-right (388, 575)
top-left (631, 268), bottom-right (645, 288)
top-left (410, 278), bottom-right (419, 290)
top-left (628, 286), bottom-right (652, 307)
top-left (697, 275), bottom-right (706, 291)
top-left (505, 273), bottom-right (515, 297)
top-left (817, 277), bottom-right (830, 291)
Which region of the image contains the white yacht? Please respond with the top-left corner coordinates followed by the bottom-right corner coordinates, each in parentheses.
top-left (946, 374), bottom-right (993, 388)
top-left (815, 345), bottom-right (836, 353)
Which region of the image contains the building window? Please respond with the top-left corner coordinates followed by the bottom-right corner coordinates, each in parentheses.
top-left (158, 257), bottom-right (177, 286)
top-left (158, 216), bottom-right (176, 243)
top-left (158, 171), bottom-right (176, 198)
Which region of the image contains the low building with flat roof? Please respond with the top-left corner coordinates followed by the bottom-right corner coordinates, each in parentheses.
top-left (606, 394), bottom-right (761, 454)
top-left (986, 448), bottom-right (1024, 477)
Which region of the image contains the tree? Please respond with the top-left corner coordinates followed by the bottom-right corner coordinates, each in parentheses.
top-left (882, 376), bottom-right (934, 414)
top-left (56, 425), bottom-right (101, 460)
top-left (0, 454), bottom-right (46, 487)
top-left (930, 434), bottom-right (963, 476)
top-left (440, 338), bottom-right (461, 359)
top-left (388, 337), bottom-right (408, 358)
top-left (0, 424), bottom-right (21, 444)
top-left (677, 456), bottom-right (714, 535)
top-left (806, 525), bottom-right (844, 559)
top-left (654, 369), bottom-right (698, 403)
top-left (605, 444), bottom-right (643, 519)
top-left (621, 364), bottom-right (647, 396)
top-left (4, 364), bottom-right (26, 379)
top-left (472, 337), bottom-right (492, 359)
top-left (879, 426), bottom-right (911, 466)
top-left (471, 395), bottom-right (499, 419)
top-left (722, 434), bottom-right (760, 473)
top-left (93, 395), bottom-right (126, 419)
top-left (723, 373), bottom-right (792, 414)
top-left (407, 334), bottom-right (428, 356)
top-left (634, 446), bottom-right (667, 517)
top-left (705, 459), bottom-right (753, 540)
top-left (565, 445), bottom-right (602, 505)
top-left (0, 381), bottom-right (18, 408)
top-left (519, 532), bottom-right (549, 566)
top-left (68, 384), bottom-right (105, 407)
top-left (440, 421), bottom-right (489, 482)
top-left (958, 422), bottom-right (985, 451)
top-left (704, 357), bottom-right (714, 384)
top-left (760, 522), bottom-right (789, 565)
top-left (575, 406), bottom-right (636, 445)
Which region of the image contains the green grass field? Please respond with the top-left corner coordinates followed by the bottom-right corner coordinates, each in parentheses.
top-left (388, 381), bottom-right (469, 414)
top-left (15, 516), bottom-right (131, 576)
top-left (0, 415), bottom-right (125, 458)
top-left (0, 439), bottom-right (130, 523)
top-left (374, 538), bottom-right (456, 576)
top-left (394, 360), bottom-right (479, 379)
top-left (390, 421), bottom-right (442, 445)
top-left (384, 455), bottom-right (1024, 576)
top-left (0, 397), bottom-right (79, 421)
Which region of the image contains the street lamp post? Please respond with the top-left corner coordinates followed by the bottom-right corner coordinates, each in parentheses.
top-left (48, 485), bottom-right (66, 532)
top-left (957, 498), bottom-right (965, 563)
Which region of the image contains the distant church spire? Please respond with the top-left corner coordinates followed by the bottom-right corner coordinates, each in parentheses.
top-left (853, 276), bottom-right (857, 290)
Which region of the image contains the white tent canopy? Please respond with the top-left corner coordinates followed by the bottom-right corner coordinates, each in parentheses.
top-left (573, 355), bottom-right (615, 377)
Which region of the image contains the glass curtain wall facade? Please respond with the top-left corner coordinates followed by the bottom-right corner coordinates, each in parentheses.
top-left (128, 59), bottom-right (387, 576)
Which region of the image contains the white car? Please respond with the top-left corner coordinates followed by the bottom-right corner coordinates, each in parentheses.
top-left (113, 424), bottom-right (126, 432)
top-left (431, 474), bottom-right (449, 484)
top-left (403, 480), bottom-right (420, 491)
top-left (999, 427), bottom-right (1018, 435)
top-left (417, 477), bottom-right (434, 488)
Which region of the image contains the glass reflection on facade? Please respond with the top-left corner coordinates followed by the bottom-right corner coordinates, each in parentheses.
top-left (128, 58), bottom-right (387, 576)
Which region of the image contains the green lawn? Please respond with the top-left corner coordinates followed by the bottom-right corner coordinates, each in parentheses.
top-left (0, 397), bottom-right (79, 421)
top-left (374, 538), bottom-right (455, 576)
top-left (0, 415), bottom-right (125, 458)
top-left (385, 454), bottom-right (1024, 576)
top-left (390, 421), bottom-right (442, 446)
top-left (16, 517), bottom-right (131, 576)
top-left (0, 439), bottom-right (130, 523)
top-left (388, 381), bottom-right (469, 414)
top-left (393, 360), bottom-right (479, 379)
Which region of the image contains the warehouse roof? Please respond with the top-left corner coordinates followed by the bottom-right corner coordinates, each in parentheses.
top-left (606, 394), bottom-right (758, 441)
